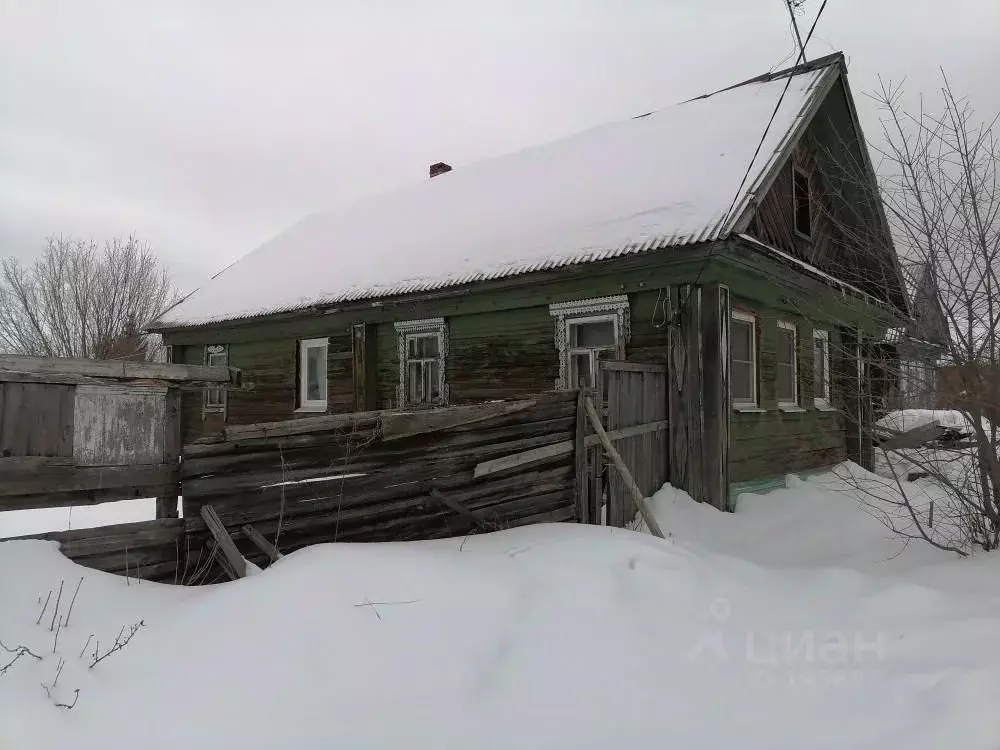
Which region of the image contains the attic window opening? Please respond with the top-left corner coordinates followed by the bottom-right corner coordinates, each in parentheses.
top-left (793, 166), bottom-right (812, 238)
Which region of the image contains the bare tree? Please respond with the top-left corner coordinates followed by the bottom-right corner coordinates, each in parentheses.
top-left (804, 73), bottom-right (999, 553)
top-left (0, 234), bottom-right (176, 361)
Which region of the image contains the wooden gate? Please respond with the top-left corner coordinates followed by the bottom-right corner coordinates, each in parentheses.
top-left (599, 361), bottom-right (669, 527)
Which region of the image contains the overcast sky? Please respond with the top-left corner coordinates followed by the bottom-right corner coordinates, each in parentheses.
top-left (2, 0), bottom-right (997, 294)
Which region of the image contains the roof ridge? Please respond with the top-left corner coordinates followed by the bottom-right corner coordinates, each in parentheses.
top-left (680, 51), bottom-right (844, 105)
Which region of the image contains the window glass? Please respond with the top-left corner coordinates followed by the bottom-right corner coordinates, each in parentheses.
top-left (731, 318), bottom-right (755, 404)
top-left (570, 320), bottom-right (615, 348)
top-left (777, 326), bottom-right (796, 403)
top-left (306, 345), bottom-right (325, 402)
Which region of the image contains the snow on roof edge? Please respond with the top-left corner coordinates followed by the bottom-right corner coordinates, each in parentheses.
top-left (155, 56), bottom-right (843, 331)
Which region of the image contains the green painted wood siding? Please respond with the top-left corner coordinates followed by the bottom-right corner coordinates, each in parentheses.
top-left (729, 297), bottom-right (847, 483)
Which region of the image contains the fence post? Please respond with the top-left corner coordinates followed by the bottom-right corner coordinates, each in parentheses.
top-left (156, 386), bottom-right (182, 519)
top-left (574, 388), bottom-right (590, 523)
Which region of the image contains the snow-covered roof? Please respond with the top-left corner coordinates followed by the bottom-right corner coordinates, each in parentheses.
top-left (157, 56), bottom-right (842, 329)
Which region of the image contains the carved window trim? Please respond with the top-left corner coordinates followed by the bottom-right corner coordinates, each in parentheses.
top-left (776, 320), bottom-right (799, 408)
top-left (395, 318), bottom-right (448, 407)
top-left (813, 329), bottom-right (832, 408)
top-left (548, 295), bottom-right (630, 389)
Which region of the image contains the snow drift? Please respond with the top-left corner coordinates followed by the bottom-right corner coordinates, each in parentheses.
top-left (1, 463), bottom-right (999, 749)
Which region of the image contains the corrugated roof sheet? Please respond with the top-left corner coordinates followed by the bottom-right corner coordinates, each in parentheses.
top-left (156, 59), bottom-right (837, 328)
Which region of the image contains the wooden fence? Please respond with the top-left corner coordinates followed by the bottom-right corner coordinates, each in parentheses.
top-left (181, 391), bottom-right (582, 569)
top-left (0, 355), bottom-right (238, 516)
top-left (7, 519), bottom-right (186, 582)
top-left (3, 359), bottom-right (673, 583)
top-left (601, 362), bottom-right (668, 527)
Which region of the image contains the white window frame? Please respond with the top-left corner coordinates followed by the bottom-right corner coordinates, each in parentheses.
top-left (395, 318), bottom-right (447, 407)
top-left (298, 337), bottom-right (329, 413)
top-left (730, 309), bottom-right (758, 408)
top-left (203, 344), bottom-right (228, 415)
top-left (813, 329), bottom-right (832, 408)
top-left (792, 165), bottom-right (812, 239)
top-left (776, 320), bottom-right (799, 408)
top-left (549, 295), bottom-right (629, 390)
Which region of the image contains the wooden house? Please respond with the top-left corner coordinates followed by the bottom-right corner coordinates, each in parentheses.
top-left (891, 263), bottom-right (948, 409)
top-left (150, 53), bottom-right (909, 508)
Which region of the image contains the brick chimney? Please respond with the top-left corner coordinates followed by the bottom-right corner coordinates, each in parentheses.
top-left (429, 162), bottom-right (452, 178)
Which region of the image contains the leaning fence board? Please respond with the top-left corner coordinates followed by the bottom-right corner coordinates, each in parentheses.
top-left (584, 397), bottom-right (665, 539)
top-left (200, 504), bottom-right (247, 579)
top-left (472, 420), bottom-right (669, 479)
top-left (240, 525), bottom-right (283, 562)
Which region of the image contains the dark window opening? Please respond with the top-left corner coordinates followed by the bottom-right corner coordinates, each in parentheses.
top-left (793, 167), bottom-right (811, 237)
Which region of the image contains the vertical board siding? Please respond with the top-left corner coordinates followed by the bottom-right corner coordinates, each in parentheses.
top-left (0, 382), bottom-right (76, 457)
top-left (603, 362), bottom-right (668, 527)
top-left (73, 385), bottom-right (167, 466)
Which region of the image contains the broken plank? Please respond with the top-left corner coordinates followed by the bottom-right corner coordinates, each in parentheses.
top-left (240, 525), bottom-right (283, 563)
top-left (472, 420), bottom-right (669, 479)
top-left (429, 488), bottom-right (487, 524)
top-left (200, 504), bottom-right (247, 579)
top-left (584, 397), bottom-right (665, 539)
top-left (879, 421), bottom-right (946, 451)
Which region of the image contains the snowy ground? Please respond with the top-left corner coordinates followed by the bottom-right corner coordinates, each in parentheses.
top-left (2, 464), bottom-right (999, 749)
top-left (0, 498), bottom-right (156, 539)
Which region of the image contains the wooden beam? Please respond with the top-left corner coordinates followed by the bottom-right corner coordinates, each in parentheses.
top-left (574, 389), bottom-right (589, 524)
top-left (0, 355), bottom-right (239, 385)
top-left (878, 421), bottom-right (946, 451)
top-left (352, 323), bottom-right (378, 411)
top-left (240, 524), bottom-right (282, 563)
top-left (200, 504), bottom-right (247, 579)
top-left (701, 283), bottom-right (731, 511)
top-left (429, 488), bottom-right (487, 524)
top-left (599, 361), bottom-right (668, 374)
top-left (221, 393), bottom-right (573, 442)
top-left (472, 420), bottom-right (669, 479)
top-left (583, 397), bottom-right (665, 539)
top-left (157, 387), bottom-right (182, 519)
top-left (668, 284), bottom-right (705, 502)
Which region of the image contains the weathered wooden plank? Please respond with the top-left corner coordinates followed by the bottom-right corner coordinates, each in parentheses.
top-left (600, 361), bottom-right (668, 374)
top-left (381, 399), bottom-right (543, 441)
top-left (240, 524), bottom-right (282, 562)
top-left (879, 421), bottom-right (946, 451)
top-left (352, 323), bottom-right (378, 412)
top-left (468, 420), bottom-right (669, 480)
top-left (0, 355), bottom-right (239, 384)
top-left (0, 382), bottom-right (30, 456)
top-left (0, 463), bottom-right (174, 499)
top-left (157, 387), bottom-right (182, 519)
top-left (73, 384), bottom-right (167, 467)
top-left (429, 488), bottom-right (487, 524)
top-left (584, 397), bottom-right (665, 539)
top-left (701, 283), bottom-right (731, 511)
top-left (669, 284), bottom-right (705, 503)
top-left (574, 389), bottom-right (588, 523)
top-left (200, 504), bottom-right (247, 579)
